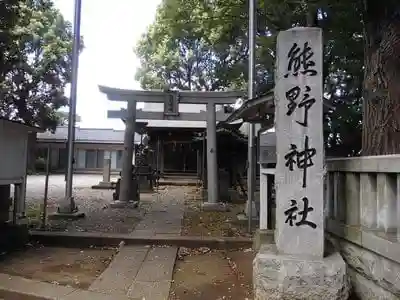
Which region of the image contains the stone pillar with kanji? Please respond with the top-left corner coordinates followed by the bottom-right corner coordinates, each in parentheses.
top-left (92, 151), bottom-right (113, 190)
top-left (253, 27), bottom-right (350, 300)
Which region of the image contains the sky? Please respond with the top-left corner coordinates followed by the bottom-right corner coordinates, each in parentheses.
top-left (54, 0), bottom-right (161, 130)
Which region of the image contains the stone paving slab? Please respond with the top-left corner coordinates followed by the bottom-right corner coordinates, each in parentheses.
top-left (131, 199), bottom-right (184, 237)
top-left (127, 280), bottom-right (172, 300)
top-left (88, 245), bottom-right (177, 299)
top-left (89, 246), bottom-right (150, 295)
top-left (0, 272), bottom-right (76, 299)
top-left (129, 246), bottom-right (177, 299)
top-left (0, 273), bottom-right (140, 300)
top-left (146, 246), bottom-right (178, 261)
top-left (135, 260), bottom-right (174, 282)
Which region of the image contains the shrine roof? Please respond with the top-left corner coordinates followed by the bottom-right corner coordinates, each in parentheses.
top-left (222, 90), bottom-right (334, 125)
top-left (37, 126), bottom-right (142, 144)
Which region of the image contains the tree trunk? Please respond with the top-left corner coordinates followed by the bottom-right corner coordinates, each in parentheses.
top-left (362, 1), bottom-right (400, 155)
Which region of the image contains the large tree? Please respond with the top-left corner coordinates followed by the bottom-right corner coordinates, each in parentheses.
top-left (135, 0), bottom-right (261, 92)
top-left (361, 0), bottom-right (400, 155)
top-left (137, 0), bottom-right (400, 157)
top-left (0, 0), bottom-right (80, 131)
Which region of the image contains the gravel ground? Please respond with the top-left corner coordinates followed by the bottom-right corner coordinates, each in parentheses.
top-left (182, 189), bottom-right (254, 238)
top-left (25, 174), bottom-right (147, 233)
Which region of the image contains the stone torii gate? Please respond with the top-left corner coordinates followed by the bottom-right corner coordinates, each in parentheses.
top-left (99, 86), bottom-right (243, 208)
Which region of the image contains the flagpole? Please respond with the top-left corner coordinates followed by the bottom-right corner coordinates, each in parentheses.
top-left (62, 0), bottom-right (83, 214)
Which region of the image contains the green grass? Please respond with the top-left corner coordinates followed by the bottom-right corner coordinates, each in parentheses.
top-left (25, 204), bottom-right (42, 227)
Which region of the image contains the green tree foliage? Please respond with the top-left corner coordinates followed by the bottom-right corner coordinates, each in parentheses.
top-left (135, 0), bottom-right (366, 156)
top-left (55, 110), bottom-right (81, 125)
top-left (0, 0), bottom-right (82, 131)
top-left (135, 0), bottom-right (274, 92)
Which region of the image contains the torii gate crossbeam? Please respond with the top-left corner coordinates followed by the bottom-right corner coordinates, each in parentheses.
top-left (99, 86), bottom-right (243, 209)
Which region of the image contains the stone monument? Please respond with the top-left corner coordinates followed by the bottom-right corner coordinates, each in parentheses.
top-left (253, 27), bottom-right (350, 299)
top-left (92, 152), bottom-right (114, 189)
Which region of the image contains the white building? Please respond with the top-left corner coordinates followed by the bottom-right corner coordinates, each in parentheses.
top-left (36, 126), bottom-right (142, 172)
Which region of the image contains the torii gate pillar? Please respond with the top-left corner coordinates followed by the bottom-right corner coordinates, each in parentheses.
top-left (117, 99), bottom-right (137, 206)
top-left (100, 87), bottom-right (242, 208)
top-left (204, 102), bottom-right (219, 207)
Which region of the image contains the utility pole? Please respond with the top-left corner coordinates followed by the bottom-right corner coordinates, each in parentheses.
top-left (247, 0), bottom-right (256, 233)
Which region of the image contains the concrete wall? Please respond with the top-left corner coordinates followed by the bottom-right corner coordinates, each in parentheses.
top-left (328, 230), bottom-right (400, 300)
top-left (324, 156), bottom-right (400, 299)
top-left (258, 155), bottom-right (400, 299)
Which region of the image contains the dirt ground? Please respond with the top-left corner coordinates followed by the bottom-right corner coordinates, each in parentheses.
top-left (182, 189), bottom-right (256, 237)
top-left (0, 244), bottom-right (116, 289)
top-left (169, 248), bottom-right (254, 300)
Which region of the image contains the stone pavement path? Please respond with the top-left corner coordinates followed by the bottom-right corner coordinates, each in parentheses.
top-left (89, 246), bottom-right (177, 300)
top-left (89, 187), bottom-right (188, 300)
top-left (132, 188), bottom-right (185, 237)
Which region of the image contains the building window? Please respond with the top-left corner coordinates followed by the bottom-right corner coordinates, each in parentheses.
top-left (85, 149), bottom-right (108, 168)
top-left (85, 150), bottom-right (97, 168)
top-left (97, 150), bottom-right (104, 168)
top-left (116, 150), bottom-right (123, 169)
top-left (59, 148), bottom-right (68, 170)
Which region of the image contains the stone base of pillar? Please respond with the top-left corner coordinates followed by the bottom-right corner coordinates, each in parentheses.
top-left (236, 212), bottom-right (259, 224)
top-left (91, 181), bottom-right (115, 190)
top-left (253, 244), bottom-right (350, 300)
top-left (252, 229), bottom-right (274, 251)
top-left (201, 188), bottom-right (239, 203)
top-left (49, 198), bottom-right (85, 220)
top-left (201, 202), bottom-right (228, 212)
top-left (49, 210), bottom-right (85, 220)
top-left (109, 200), bottom-right (138, 209)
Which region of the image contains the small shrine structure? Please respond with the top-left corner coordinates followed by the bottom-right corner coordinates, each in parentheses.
top-left (0, 118), bottom-right (42, 250)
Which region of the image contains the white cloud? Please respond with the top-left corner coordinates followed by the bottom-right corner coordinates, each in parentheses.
top-left (53, 0), bottom-right (161, 129)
